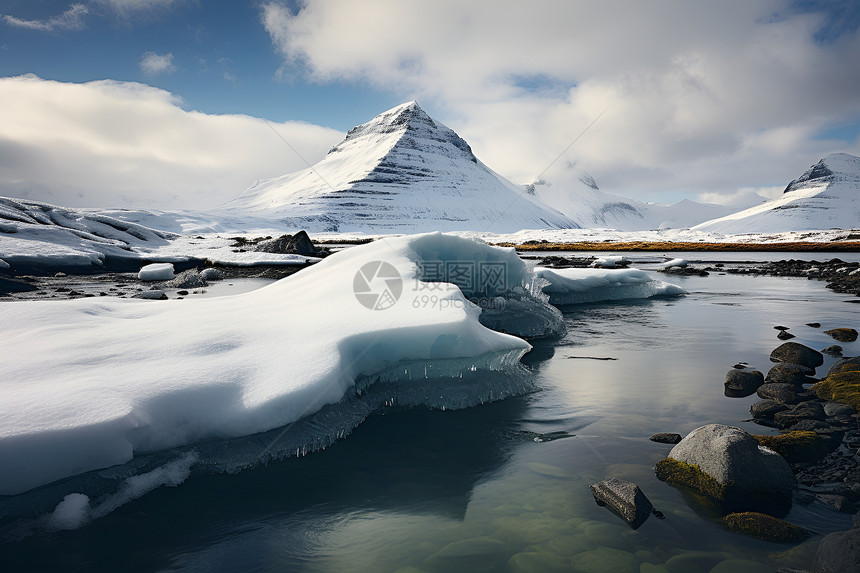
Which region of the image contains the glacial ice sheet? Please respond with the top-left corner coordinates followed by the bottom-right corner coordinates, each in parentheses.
top-left (534, 266), bottom-right (687, 306)
top-left (0, 233), bottom-right (543, 499)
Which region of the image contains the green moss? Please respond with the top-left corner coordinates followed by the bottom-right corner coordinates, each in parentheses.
top-left (813, 367), bottom-right (860, 410)
top-left (753, 431), bottom-right (829, 463)
top-left (655, 458), bottom-right (728, 501)
top-left (723, 512), bottom-right (811, 544)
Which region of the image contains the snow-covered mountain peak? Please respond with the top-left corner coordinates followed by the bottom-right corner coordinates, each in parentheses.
top-left (694, 152), bottom-right (860, 233)
top-left (328, 101), bottom-right (476, 164)
top-left (217, 102), bottom-right (574, 232)
top-left (784, 152), bottom-right (860, 193)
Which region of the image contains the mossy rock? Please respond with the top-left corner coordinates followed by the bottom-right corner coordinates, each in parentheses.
top-left (813, 366), bottom-right (860, 411)
top-left (722, 512), bottom-right (811, 544)
top-left (824, 328), bottom-right (858, 342)
top-left (655, 458), bottom-right (727, 501)
top-left (753, 431), bottom-right (829, 463)
top-left (654, 458), bottom-right (790, 515)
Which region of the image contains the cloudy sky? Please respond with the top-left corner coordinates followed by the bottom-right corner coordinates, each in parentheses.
top-left (1, 0), bottom-right (859, 210)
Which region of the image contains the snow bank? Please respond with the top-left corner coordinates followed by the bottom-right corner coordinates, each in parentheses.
top-left (659, 258), bottom-right (688, 269)
top-left (138, 262), bottom-right (175, 281)
top-left (591, 255), bottom-right (630, 268)
top-left (535, 267), bottom-right (687, 305)
top-left (0, 233), bottom-right (540, 496)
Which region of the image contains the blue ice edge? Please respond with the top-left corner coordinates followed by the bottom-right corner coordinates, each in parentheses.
top-left (0, 350), bottom-right (533, 533)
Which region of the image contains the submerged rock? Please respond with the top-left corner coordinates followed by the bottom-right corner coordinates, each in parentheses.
top-left (655, 424), bottom-right (794, 513)
top-left (822, 345), bottom-right (843, 357)
top-left (589, 478), bottom-right (654, 529)
top-left (723, 512), bottom-right (811, 543)
top-left (770, 342), bottom-right (823, 369)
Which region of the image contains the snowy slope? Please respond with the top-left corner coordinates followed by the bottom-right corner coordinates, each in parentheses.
top-left (693, 153), bottom-right (860, 233)
top-left (527, 173), bottom-right (745, 231)
top-left (217, 102), bottom-right (577, 233)
top-left (0, 197), bottom-right (176, 270)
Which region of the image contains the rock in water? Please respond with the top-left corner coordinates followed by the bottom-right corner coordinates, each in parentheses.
top-left (824, 328), bottom-right (858, 343)
top-left (724, 368), bottom-right (764, 397)
top-left (770, 342), bottom-right (823, 369)
top-left (650, 433), bottom-right (683, 444)
top-left (589, 478), bottom-right (654, 529)
top-left (814, 528), bottom-right (860, 573)
top-left (765, 363), bottom-right (815, 386)
top-left (655, 424), bottom-right (794, 513)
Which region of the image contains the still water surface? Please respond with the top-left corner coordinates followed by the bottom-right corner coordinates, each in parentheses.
top-left (3, 257), bottom-right (859, 572)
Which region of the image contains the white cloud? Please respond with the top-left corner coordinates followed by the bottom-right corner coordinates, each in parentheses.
top-left (139, 51), bottom-right (176, 74)
top-left (2, 3), bottom-right (88, 32)
top-left (261, 0), bottom-right (860, 202)
top-left (0, 75), bottom-right (344, 209)
top-left (96, 0), bottom-right (185, 17)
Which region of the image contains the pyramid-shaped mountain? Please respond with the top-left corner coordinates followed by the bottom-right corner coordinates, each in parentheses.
top-left (220, 102), bottom-right (577, 233)
top-left (694, 153), bottom-right (860, 233)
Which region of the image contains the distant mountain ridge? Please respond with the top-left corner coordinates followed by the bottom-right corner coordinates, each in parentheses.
top-left (527, 170), bottom-right (752, 231)
top-left (219, 102), bottom-right (578, 233)
top-left (694, 153), bottom-right (860, 233)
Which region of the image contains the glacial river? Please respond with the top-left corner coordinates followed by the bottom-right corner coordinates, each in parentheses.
top-left (2, 253), bottom-right (859, 572)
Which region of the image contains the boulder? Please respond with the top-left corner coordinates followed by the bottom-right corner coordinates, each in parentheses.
top-left (589, 478), bottom-right (654, 529)
top-left (757, 383), bottom-right (799, 404)
top-left (770, 342), bottom-right (824, 369)
top-left (824, 328), bottom-right (858, 343)
top-left (725, 369), bottom-right (764, 397)
top-left (766, 363), bottom-right (815, 386)
top-left (777, 330), bottom-right (796, 340)
top-left (773, 402), bottom-right (827, 428)
top-left (814, 528), bottom-right (860, 573)
top-left (750, 399), bottom-right (789, 420)
top-left (655, 424), bottom-right (794, 513)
